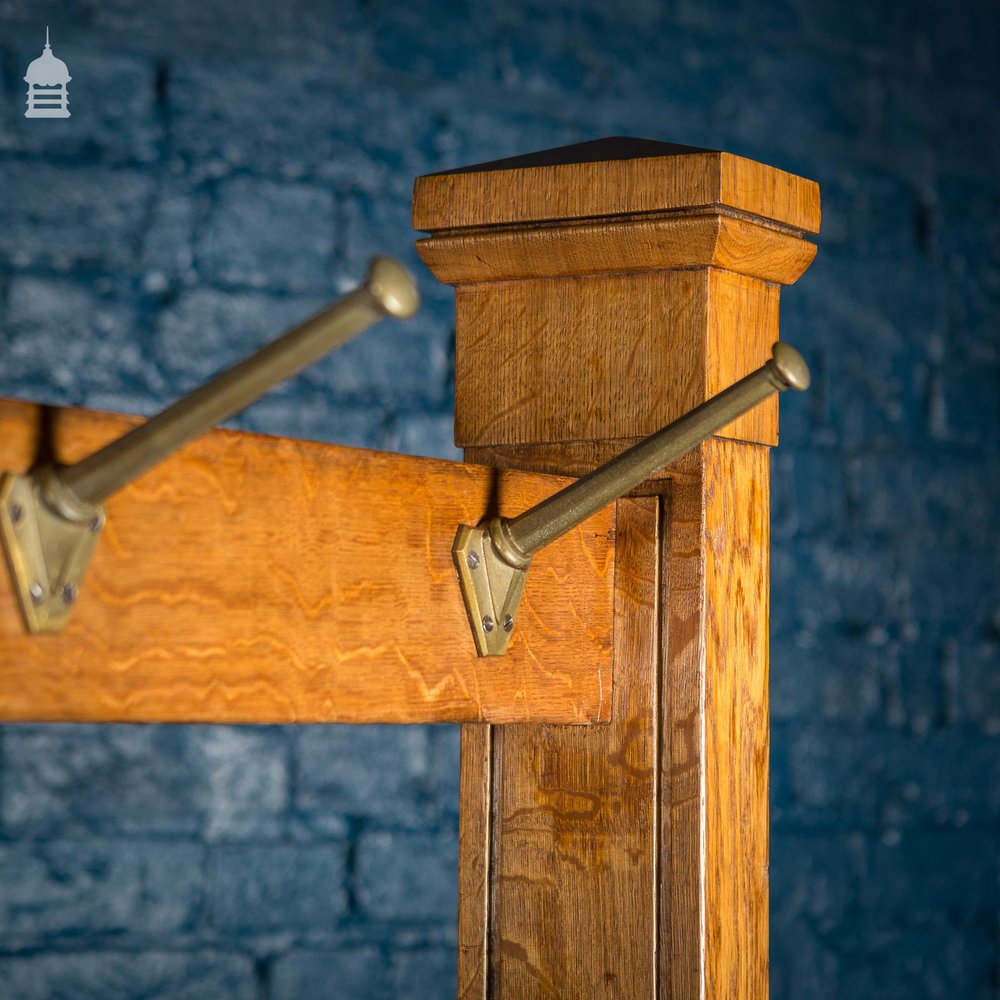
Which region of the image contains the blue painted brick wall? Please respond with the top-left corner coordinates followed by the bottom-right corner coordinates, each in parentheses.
top-left (0, 1), bottom-right (997, 997)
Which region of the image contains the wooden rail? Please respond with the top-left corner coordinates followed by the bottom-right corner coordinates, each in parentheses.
top-left (0, 400), bottom-right (613, 725)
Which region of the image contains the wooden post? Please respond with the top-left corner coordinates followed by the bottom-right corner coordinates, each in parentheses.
top-left (414, 138), bottom-right (820, 998)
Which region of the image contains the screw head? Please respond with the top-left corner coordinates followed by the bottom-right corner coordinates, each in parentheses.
top-left (482, 615), bottom-right (494, 633)
top-left (467, 550), bottom-right (480, 570)
top-left (89, 515), bottom-right (102, 533)
top-left (9, 503), bottom-right (24, 525)
top-left (61, 583), bottom-right (77, 605)
top-left (28, 581), bottom-right (45, 605)
top-left (502, 614), bottom-right (514, 633)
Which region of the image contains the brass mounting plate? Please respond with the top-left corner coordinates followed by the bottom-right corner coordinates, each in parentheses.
top-left (0, 472), bottom-right (104, 633)
top-left (452, 522), bottom-right (529, 657)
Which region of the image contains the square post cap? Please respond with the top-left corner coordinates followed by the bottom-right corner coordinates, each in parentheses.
top-left (413, 137), bottom-right (820, 286)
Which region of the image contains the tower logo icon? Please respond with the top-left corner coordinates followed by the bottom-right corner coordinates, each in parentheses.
top-left (24, 27), bottom-right (71, 119)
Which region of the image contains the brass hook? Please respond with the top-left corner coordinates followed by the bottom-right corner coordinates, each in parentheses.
top-left (454, 342), bottom-right (810, 656)
top-left (0, 256), bottom-right (420, 633)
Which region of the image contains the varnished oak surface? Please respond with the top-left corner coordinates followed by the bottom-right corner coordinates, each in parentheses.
top-left (417, 211), bottom-right (817, 287)
top-left (452, 269), bottom-right (780, 450)
top-left (413, 148), bottom-right (820, 235)
top-left (458, 444), bottom-right (770, 999)
top-left (459, 498), bottom-right (660, 998)
top-left (435, 137), bottom-right (809, 998)
top-left (458, 723), bottom-right (493, 999)
top-left (495, 497), bottom-right (659, 996)
top-left (660, 441), bottom-right (770, 997)
top-left (702, 439), bottom-right (770, 996)
top-left (0, 399), bottom-right (614, 725)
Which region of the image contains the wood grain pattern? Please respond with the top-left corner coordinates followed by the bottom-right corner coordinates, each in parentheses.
top-left (0, 399), bottom-right (614, 725)
top-left (416, 211), bottom-right (817, 286)
top-left (457, 445), bottom-right (771, 1000)
top-left (708, 269), bottom-right (782, 443)
top-left (488, 497), bottom-right (660, 997)
top-left (419, 139), bottom-right (817, 466)
top-left (413, 149), bottom-right (820, 235)
top-left (659, 442), bottom-right (770, 998)
top-left (452, 270), bottom-right (780, 450)
top-left (659, 455), bottom-right (706, 1000)
top-left (702, 438), bottom-right (770, 997)
top-left (437, 137), bottom-right (808, 999)
top-left (464, 441), bottom-right (699, 490)
top-left (458, 724), bottom-right (493, 999)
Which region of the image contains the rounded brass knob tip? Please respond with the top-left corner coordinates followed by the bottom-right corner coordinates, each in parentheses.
top-left (770, 341), bottom-right (811, 392)
top-left (365, 255), bottom-right (421, 319)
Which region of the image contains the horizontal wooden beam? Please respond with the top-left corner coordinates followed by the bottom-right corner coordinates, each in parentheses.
top-left (0, 399), bottom-right (614, 725)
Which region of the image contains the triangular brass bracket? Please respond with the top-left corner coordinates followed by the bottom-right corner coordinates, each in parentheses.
top-left (452, 519), bottom-right (530, 657)
top-left (0, 469), bottom-right (105, 633)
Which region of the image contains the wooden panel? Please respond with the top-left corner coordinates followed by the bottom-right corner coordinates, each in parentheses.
top-left (455, 271), bottom-right (704, 447)
top-left (708, 269), bottom-right (782, 445)
top-left (658, 440), bottom-right (771, 997)
top-left (660, 454), bottom-right (706, 998)
top-left (0, 399), bottom-right (614, 725)
top-left (458, 724), bottom-right (492, 1000)
top-left (487, 497), bottom-right (660, 997)
top-left (454, 271), bottom-right (779, 451)
top-left (455, 444), bottom-right (770, 999)
top-left (414, 148), bottom-right (820, 235)
top-left (416, 212), bottom-right (817, 286)
top-left (703, 438), bottom-right (770, 997)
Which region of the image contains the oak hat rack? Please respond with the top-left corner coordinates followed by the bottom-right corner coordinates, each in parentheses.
top-left (0, 135), bottom-right (820, 998)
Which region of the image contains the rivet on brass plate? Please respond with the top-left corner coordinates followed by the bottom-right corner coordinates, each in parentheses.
top-left (0, 472), bottom-right (104, 634)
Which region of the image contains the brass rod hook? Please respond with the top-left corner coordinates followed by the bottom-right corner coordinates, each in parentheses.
top-left (0, 256), bottom-right (420, 633)
top-left (453, 342), bottom-right (810, 656)
top-left (61, 256), bottom-right (420, 508)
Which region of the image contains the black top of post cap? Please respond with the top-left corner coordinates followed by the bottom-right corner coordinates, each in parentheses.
top-left (438, 136), bottom-right (718, 175)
